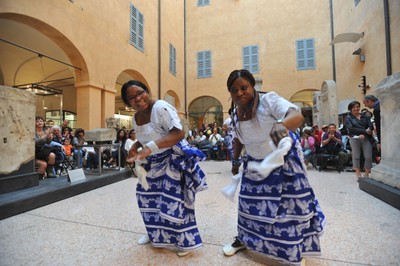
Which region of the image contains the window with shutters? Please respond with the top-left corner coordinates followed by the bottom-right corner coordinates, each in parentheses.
top-left (169, 44), bottom-right (176, 76)
top-left (197, 50), bottom-right (212, 78)
top-left (130, 3), bottom-right (144, 52)
top-left (296, 39), bottom-right (315, 70)
top-left (242, 45), bottom-right (259, 74)
top-left (197, 0), bottom-right (210, 7)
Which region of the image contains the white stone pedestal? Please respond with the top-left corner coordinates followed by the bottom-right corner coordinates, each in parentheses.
top-left (360, 73), bottom-right (400, 209)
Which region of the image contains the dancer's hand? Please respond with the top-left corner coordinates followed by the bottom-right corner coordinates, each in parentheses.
top-left (270, 121), bottom-right (289, 147)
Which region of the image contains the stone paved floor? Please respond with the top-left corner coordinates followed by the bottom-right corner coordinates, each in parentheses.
top-left (0, 161), bottom-right (399, 266)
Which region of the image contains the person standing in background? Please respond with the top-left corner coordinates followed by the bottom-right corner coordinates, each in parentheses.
top-left (345, 101), bottom-right (374, 180)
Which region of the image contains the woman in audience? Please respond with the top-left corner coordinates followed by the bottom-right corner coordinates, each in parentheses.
top-left (345, 101), bottom-right (374, 180)
top-left (34, 116), bottom-right (57, 178)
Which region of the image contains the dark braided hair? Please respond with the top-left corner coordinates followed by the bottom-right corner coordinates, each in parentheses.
top-left (121, 80), bottom-right (150, 106)
top-left (226, 69), bottom-right (260, 124)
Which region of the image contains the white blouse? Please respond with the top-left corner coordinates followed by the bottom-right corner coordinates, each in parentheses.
top-left (235, 92), bottom-right (299, 159)
top-left (132, 100), bottom-right (182, 154)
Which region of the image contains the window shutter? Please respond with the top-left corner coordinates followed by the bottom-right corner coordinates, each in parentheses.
top-left (197, 51), bottom-right (211, 78)
top-left (242, 45), bottom-right (259, 74)
top-left (130, 3), bottom-right (144, 52)
top-left (296, 39), bottom-right (315, 70)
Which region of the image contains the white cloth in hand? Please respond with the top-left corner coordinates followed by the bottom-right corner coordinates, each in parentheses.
top-left (135, 160), bottom-right (149, 191)
top-left (220, 172), bottom-right (242, 202)
top-left (247, 137), bottom-right (292, 177)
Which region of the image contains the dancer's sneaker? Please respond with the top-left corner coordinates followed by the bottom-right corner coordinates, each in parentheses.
top-left (223, 236), bottom-right (246, 256)
top-left (137, 235), bottom-right (150, 245)
top-left (176, 251), bottom-right (190, 257)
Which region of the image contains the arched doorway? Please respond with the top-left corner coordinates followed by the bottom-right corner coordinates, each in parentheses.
top-left (188, 96), bottom-right (223, 130)
top-left (289, 89), bottom-right (319, 126)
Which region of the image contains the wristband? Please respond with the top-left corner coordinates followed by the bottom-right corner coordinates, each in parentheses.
top-left (232, 159), bottom-right (241, 167)
top-left (276, 119), bottom-right (286, 127)
top-left (146, 141), bottom-right (159, 154)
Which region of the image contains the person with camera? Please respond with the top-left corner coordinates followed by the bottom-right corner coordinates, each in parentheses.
top-left (320, 123), bottom-right (350, 171)
top-left (208, 127), bottom-right (222, 160)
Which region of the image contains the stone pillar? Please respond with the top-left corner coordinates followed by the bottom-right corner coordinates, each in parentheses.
top-left (360, 72), bottom-right (400, 209)
top-left (0, 86), bottom-right (39, 194)
top-left (320, 80), bottom-right (338, 126)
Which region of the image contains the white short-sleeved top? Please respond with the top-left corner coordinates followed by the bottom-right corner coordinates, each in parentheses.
top-left (234, 92), bottom-right (299, 159)
top-left (132, 100), bottom-right (182, 154)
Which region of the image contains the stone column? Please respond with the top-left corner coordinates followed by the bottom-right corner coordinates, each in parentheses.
top-left (360, 72), bottom-right (400, 209)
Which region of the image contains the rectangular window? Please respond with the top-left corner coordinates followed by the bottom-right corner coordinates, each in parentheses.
top-left (197, 0), bottom-right (210, 6)
top-left (242, 45), bottom-right (259, 74)
top-left (169, 44), bottom-right (176, 76)
top-left (130, 3), bottom-right (144, 52)
top-left (197, 50), bottom-right (212, 78)
top-left (296, 38), bottom-right (315, 70)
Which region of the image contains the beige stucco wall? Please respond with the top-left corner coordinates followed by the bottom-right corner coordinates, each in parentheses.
top-left (1, 0), bottom-right (398, 130)
top-left (186, 0), bottom-right (333, 119)
top-left (0, 0), bottom-right (178, 129)
top-left (333, 0), bottom-right (400, 108)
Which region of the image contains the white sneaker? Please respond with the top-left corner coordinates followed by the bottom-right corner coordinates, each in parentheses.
top-left (137, 235), bottom-right (150, 245)
top-left (176, 251), bottom-right (190, 257)
top-left (223, 237), bottom-right (246, 256)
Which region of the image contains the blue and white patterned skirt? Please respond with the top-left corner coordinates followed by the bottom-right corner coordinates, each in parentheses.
top-left (237, 136), bottom-right (326, 265)
top-left (136, 140), bottom-right (207, 251)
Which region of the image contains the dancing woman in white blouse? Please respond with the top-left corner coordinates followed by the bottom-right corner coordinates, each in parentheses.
top-left (122, 80), bottom-right (207, 257)
top-left (223, 69), bottom-right (325, 266)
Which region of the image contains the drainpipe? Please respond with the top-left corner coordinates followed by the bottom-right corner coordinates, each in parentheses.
top-left (329, 0), bottom-right (336, 81)
top-left (158, 0), bottom-right (161, 99)
top-left (184, 0), bottom-right (187, 119)
top-left (383, 0), bottom-right (392, 76)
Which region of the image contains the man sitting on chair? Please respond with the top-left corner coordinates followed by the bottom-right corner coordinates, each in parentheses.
top-left (320, 123), bottom-right (350, 171)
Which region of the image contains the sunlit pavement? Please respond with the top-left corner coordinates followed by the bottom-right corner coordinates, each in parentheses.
top-left (0, 160), bottom-right (399, 265)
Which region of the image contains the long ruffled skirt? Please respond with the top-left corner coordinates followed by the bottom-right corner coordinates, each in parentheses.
top-left (136, 141), bottom-right (207, 251)
top-left (237, 137), bottom-right (325, 265)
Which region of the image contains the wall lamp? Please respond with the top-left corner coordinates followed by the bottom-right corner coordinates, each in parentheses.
top-left (352, 48), bottom-right (365, 62)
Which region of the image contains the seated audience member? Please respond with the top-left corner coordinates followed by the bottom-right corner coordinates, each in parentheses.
top-left (300, 127), bottom-right (316, 166)
top-left (34, 116), bottom-right (57, 178)
top-left (124, 129), bottom-right (138, 153)
top-left (62, 127), bottom-right (72, 140)
top-left (50, 126), bottom-right (66, 174)
top-left (51, 126), bottom-right (64, 144)
top-left (312, 124), bottom-right (323, 147)
top-left (61, 119), bottom-right (73, 135)
top-left (108, 129), bottom-right (127, 167)
top-left (72, 128), bottom-right (98, 169)
top-left (320, 123), bottom-right (350, 171)
top-left (208, 127), bottom-right (223, 160)
top-left (63, 138), bottom-right (73, 159)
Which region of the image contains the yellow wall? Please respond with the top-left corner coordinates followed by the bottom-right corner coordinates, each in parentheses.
top-left (186, 0), bottom-right (333, 118)
top-left (333, 0), bottom-right (400, 107)
top-left (1, 0), bottom-right (399, 129)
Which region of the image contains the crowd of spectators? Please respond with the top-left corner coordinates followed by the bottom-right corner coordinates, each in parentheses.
top-left (35, 93), bottom-right (380, 178)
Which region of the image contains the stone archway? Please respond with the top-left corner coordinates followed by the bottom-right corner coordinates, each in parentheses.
top-left (188, 96), bottom-right (223, 130)
top-left (289, 88), bottom-right (320, 126)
